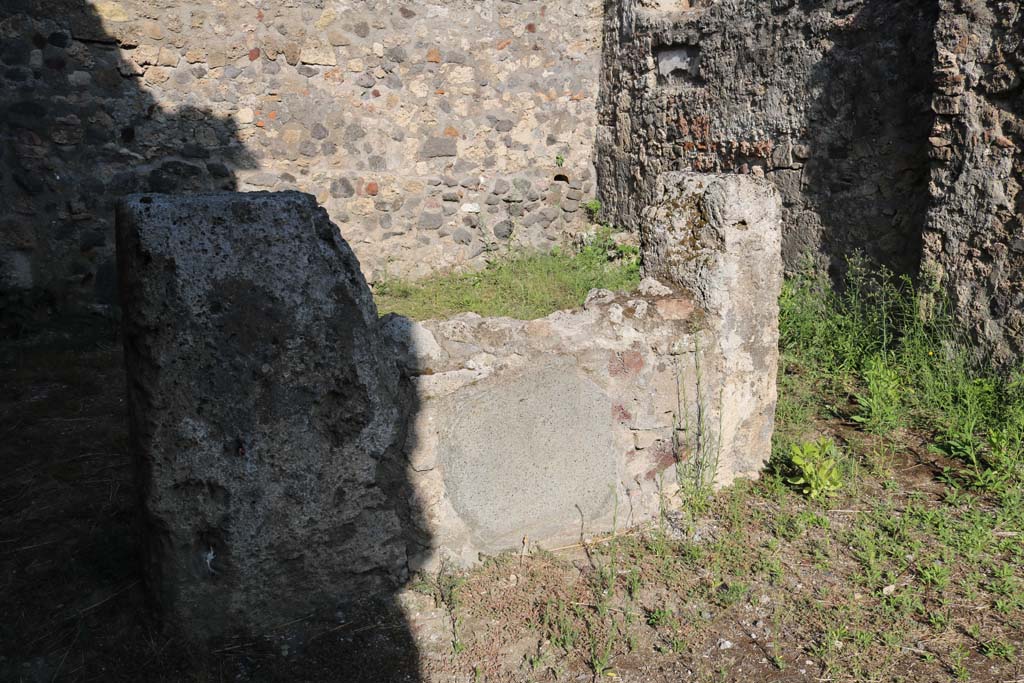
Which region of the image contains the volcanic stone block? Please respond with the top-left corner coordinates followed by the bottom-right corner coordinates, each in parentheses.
top-left (116, 191), bottom-right (408, 641)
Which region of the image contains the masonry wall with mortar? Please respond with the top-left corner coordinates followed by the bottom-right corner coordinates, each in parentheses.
top-left (922, 0), bottom-right (1024, 367)
top-left (1, 0), bottom-right (603, 308)
top-left (596, 0), bottom-right (939, 277)
top-left (5, 0), bottom-right (1023, 365)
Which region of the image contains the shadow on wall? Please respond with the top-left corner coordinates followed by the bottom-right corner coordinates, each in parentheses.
top-left (1, 0), bottom-right (431, 677)
top-left (0, 0), bottom-right (256, 325)
top-left (800, 0), bottom-right (939, 280)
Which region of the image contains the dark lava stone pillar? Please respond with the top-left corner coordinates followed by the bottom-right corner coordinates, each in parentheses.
top-left (116, 191), bottom-right (409, 641)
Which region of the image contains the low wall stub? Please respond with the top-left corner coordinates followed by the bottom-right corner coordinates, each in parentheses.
top-left (383, 284), bottom-right (704, 569)
top-left (387, 171), bottom-right (783, 571)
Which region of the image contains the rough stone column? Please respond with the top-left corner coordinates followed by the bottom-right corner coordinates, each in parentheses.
top-left (116, 191), bottom-right (409, 641)
top-left (641, 172), bottom-right (783, 483)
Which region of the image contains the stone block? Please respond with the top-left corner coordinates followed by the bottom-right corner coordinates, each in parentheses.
top-left (116, 192), bottom-right (409, 642)
top-left (641, 172), bottom-right (783, 482)
top-left (300, 40), bottom-right (337, 66)
top-left (438, 361), bottom-right (617, 553)
top-left (420, 137), bottom-right (458, 159)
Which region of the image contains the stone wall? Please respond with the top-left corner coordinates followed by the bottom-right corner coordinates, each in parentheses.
top-left (390, 174), bottom-right (780, 573)
top-left (117, 180), bottom-right (781, 637)
top-left (597, 0), bottom-right (938, 277)
top-left (1, 0), bottom-right (602, 309)
top-left (387, 288), bottom-right (705, 569)
top-left (7, 0), bottom-right (1021, 359)
top-left (922, 0), bottom-right (1024, 366)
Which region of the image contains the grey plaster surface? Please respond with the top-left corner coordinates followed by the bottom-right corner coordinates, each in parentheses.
top-left (437, 360), bottom-right (617, 552)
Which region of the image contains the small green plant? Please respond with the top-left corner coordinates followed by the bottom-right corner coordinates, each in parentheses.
top-left (657, 635), bottom-right (686, 654)
top-left (918, 561), bottom-right (951, 590)
top-left (785, 437), bottom-right (843, 500)
top-left (625, 567), bottom-right (641, 599)
top-left (927, 609), bottom-right (949, 631)
top-left (589, 648), bottom-right (612, 676)
top-left (949, 643), bottom-right (970, 681)
top-left (676, 337), bottom-right (723, 501)
top-left (980, 638), bottom-right (1016, 661)
top-left (757, 555), bottom-right (784, 583)
top-left (647, 607), bottom-right (675, 628)
top-left (555, 153), bottom-right (565, 167)
top-left (588, 624), bottom-right (615, 676)
top-left (541, 600), bottom-right (579, 653)
top-left (853, 353), bottom-right (903, 433)
top-left (714, 582), bottom-right (749, 607)
top-left (421, 563), bottom-right (469, 656)
top-left (646, 528), bottom-right (670, 558)
top-left (852, 630), bottom-right (874, 648)
top-left (452, 618), bottom-right (467, 655)
top-left (583, 199), bottom-right (601, 221)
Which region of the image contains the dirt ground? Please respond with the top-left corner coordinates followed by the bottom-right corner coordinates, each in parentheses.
top-left (1, 319), bottom-right (1021, 682)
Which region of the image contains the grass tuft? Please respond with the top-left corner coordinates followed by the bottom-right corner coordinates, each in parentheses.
top-left (373, 230), bottom-right (640, 320)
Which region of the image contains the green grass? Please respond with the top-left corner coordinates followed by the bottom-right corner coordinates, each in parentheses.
top-left (373, 231), bottom-right (640, 320)
top-left (776, 255), bottom-right (1024, 492)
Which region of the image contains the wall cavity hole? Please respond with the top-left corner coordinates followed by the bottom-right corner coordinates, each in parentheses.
top-left (656, 45), bottom-right (702, 84)
top-left (554, 174), bottom-right (569, 184)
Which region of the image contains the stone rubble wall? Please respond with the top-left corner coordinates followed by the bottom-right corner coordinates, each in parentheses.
top-left (597, 0), bottom-right (938, 277)
top-left (598, 0), bottom-right (1024, 365)
top-left (1, 0), bottom-right (602, 307)
top-left (922, 0), bottom-right (1024, 367)
top-left (384, 289), bottom-right (703, 569)
top-left (6, 0), bottom-right (1023, 363)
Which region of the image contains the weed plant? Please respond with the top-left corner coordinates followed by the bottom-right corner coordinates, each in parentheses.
top-left (777, 255), bottom-right (1024, 491)
top-left (785, 437), bottom-right (843, 499)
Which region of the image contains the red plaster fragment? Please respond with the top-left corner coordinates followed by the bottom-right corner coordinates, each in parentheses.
top-left (645, 442), bottom-right (682, 480)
